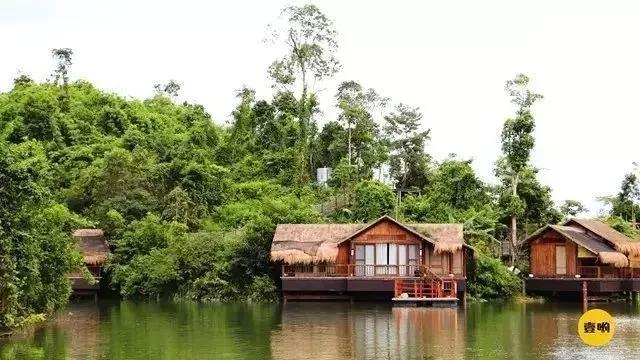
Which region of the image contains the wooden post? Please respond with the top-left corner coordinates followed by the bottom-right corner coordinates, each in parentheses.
top-left (582, 281), bottom-right (588, 313)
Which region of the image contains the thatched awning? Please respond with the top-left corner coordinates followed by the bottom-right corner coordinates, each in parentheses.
top-left (271, 216), bottom-right (467, 264)
top-left (408, 223), bottom-right (464, 254)
top-left (598, 252), bottom-right (629, 268)
top-left (73, 229), bottom-right (110, 266)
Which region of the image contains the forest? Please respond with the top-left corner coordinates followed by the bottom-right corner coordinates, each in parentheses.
top-left (1, 4), bottom-right (639, 330)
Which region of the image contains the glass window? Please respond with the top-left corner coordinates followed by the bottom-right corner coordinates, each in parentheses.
top-left (376, 243), bottom-right (388, 275)
top-left (388, 244), bottom-right (398, 275)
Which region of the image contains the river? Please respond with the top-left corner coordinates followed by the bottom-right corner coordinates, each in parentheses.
top-left (1, 300), bottom-right (640, 359)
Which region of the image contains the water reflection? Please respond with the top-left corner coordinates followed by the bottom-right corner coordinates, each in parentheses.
top-left (3, 301), bottom-right (640, 359)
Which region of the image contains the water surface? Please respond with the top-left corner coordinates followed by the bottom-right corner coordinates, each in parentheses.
top-left (2, 300), bottom-right (640, 359)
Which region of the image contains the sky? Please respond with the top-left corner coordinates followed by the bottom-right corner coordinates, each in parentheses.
top-left (2, 0), bottom-right (640, 215)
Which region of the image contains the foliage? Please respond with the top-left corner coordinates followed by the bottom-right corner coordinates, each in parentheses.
top-left (560, 199), bottom-right (587, 217)
top-left (383, 104), bottom-right (431, 190)
top-left (497, 74), bottom-right (544, 265)
top-left (267, 4), bottom-right (340, 186)
top-left (351, 180), bottom-right (395, 221)
top-left (0, 140), bottom-right (86, 329)
top-left (609, 173), bottom-right (640, 221)
top-left (468, 256), bottom-right (521, 299)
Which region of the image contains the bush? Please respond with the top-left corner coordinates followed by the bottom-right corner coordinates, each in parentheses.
top-left (352, 180), bottom-right (395, 221)
top-left (468, 256), bottom-right (521, 299)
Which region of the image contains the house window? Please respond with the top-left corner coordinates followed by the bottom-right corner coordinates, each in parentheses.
top-left (354, 243), bottom-right (418, 276)
top-left (556, 245), bottom-right (567, 275)
top-left (375, 244), bottom-right (388, 275)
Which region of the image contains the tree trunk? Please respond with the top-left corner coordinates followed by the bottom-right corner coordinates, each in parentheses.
top-left (347, 125), bottom-right (352, 166)
top-left (510, 174), bottom-right (519, 267)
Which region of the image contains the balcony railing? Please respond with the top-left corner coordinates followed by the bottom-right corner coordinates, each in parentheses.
top-left (393, 277), bottom-right (457, 298)
top-left (281, 264), bottom-right (458, 278)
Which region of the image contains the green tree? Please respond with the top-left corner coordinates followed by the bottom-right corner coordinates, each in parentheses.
top-left (384, 103), bottom-right (431, 190)
top-left (610, 173), bottom-right (640, 224)
top-left (560, 199), bottom-right (587, 217)
top-left (153, 80), bottom-right (181, 98)
top-left (352, 180), bottom-right (395, 221)
top-left (50, 48), bottom-right (73, 87)
top-left (498, 74), bottom-right (543, 266)
top-left (267, 4), bottom-right (340, 186)
top-left (0, 141), bottom-right (85, 329)
top-left (335, 81), bottom-right (387, 172)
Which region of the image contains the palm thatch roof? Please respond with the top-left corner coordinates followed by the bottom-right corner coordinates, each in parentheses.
top-left (73, 229), bottom-right (110, 266)
top-left (409, 223), bottom-right (464, 254)
top-left (565, 218), bottom-right (640, 257)
top-left (271, 216), bottom-right (466, 264)
top-left (271, 224), bottom-right (363, 264)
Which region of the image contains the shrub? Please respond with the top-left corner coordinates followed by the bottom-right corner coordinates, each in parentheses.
top-left (468, 255), bottom-right (521, 299)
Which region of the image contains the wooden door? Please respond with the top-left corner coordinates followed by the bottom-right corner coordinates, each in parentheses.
top-left (555, 245), bottom-right (567, 275)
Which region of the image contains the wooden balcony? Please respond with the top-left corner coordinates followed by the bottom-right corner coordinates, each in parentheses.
top-left (282, 264), bottom-right (429, 278)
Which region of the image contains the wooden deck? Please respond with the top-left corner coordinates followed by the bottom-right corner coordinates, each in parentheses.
top-left (526, 277), bottom-right (640, 293)
top-left (282, 265), bottom-right (465, 305)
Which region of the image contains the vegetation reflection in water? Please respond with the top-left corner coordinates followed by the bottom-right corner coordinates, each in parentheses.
top-left (2, 301), bottom-right (640, 359)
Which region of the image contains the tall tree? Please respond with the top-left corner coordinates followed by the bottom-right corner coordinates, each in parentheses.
top-left (560, 200), bottom-right (587, 217)
top-left (50, 48), bottom-right (73, 87)
top-left (610, 173), bottom-right (640, 225)
top-left (153, 80), bottom-right (181, 98)
top-left (498, 73), bottom-right (543, 266)
top-left (335, 81), bottom-right (387, 168)
top-left (226, 88), bottom-right (257, 163)
top-left (267, 4), bottom-right (340, 186)
top-left (50, 48), bottom-right (73, 109)
top-left (384, 103), bottom-right (431, 190)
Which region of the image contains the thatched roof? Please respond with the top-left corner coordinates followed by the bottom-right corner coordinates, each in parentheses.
top-left (73, 229), bottom-right (110, 266)
top-left (271, 224), bottom-right (363, 264)
top-left (565, 218), bottom-right (640, 257)
top-left (271, 216), bottom-right (466, 264)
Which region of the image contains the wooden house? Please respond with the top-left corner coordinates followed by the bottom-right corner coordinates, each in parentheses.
top-left (524, 218), bottom-right (640, 295)
top-left (69, 229), bottom-right (110, 296)
top-left (271, 215), bottom-right (473, 303)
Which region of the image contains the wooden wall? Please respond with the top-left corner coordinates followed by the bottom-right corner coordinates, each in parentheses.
top-left (338, 219), bottom-right (466, 276)
top-left (424, 245), bottom-right (464, 276)
top-left (351, 219), bottom-right (423, 244)
top-left (336, 243), bottom-right (350, 269)
top-left (529, 230), bottom-right (576, 276)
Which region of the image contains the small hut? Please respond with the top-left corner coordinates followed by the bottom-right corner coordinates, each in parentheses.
top-left (69, 229), bottom-right (110, 293)
top-left (524, 219), bottom-right (640, 297)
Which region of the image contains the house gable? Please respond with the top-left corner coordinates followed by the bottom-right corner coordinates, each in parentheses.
top-left (337, 215), bottom-right (434, 246)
